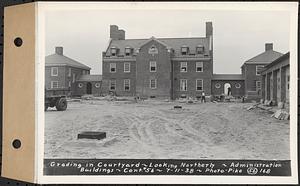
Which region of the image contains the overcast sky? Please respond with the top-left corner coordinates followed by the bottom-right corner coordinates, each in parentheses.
top-left (45, 6), bottom-right (291, 75)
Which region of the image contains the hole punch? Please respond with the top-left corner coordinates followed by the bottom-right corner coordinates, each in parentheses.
top-left (12, 139), bottom-right (21, 149)
top-left (14, 37), bottom-right (23, 47)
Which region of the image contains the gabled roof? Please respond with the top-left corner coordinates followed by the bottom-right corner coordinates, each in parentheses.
top-left (106, 37), bottom-right (209, 56)
top-left (45, 54), bottom-right (91, 70)
top-left (245, 50), bottom-right (283, 63)
top-left (262, 52), bottom-right (290, 70)
top-left (77, 75), bottom-right (102, 82)
top-left (212, 74), bottom-right (244, 80)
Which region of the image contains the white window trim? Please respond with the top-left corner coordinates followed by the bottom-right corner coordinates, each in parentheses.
top-left (150, 79), bottom-right (157, 89)
top-left (180, 79), bottom-right (187, 91)
top-left (215, 83), bottom-right (221, 89)
top-left (95, 83), bottom-right (101, 88)
top-left (109, 80), bottom-right (116, 91)
top-left (196, 62), bottom-right (203, 72)
top-left (196, 79), bottom-right (203, 91)
top-left (235, 83), bottom-right (241, 89)
top-left (124, 62), bottom-right (130, 73)
top-left (51, 67), bottom-right (58, 76)
top-left (150, 61), bottom-right (157, 72)
top-left (124, 79), bottom-right (130, 91)
top-left (256, 65), bottom-right (264, 76)
top-left (180, 62), bottom-right (187, 72)
top-left (110, 63), bottom-right (116, 73)
top-left (78, 83), bottom-right (83, 88)
top-left (256, 81), bottom-right (261, 91)
top-left (51, 81), bottom-right (58, 89)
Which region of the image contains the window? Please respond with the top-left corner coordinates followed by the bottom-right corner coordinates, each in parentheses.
top-left (51, 81), bottom-right (58, 89)
top-left (78, 83), bottom-right (83, 88)
top-left (181, 47), bottom-right (188, 55)
top-left (150, 79), bottom-right (157, 89)
top-left (235, 83), bottom-right (241, 89)
top-left (125, 47), bottom-right (131, 56)
top-left (68, 81), bottom-right (71, 88)
top-left (124, 79), bottom-right (130, 91)
top-left (95, 83), bottom-right (101, 88)
top-left (110, 63), bottom-right (116, 73)
top-left (51, 67), bottom-right (58, 76)
top-left (150, 61), bottom-right (156, 72)
top-left (109, 80), bottom-right (116, 91)
top-left (196, 79), bottom-right (203, 91)
top-left (196, 46), bottom-right (204, 54)
top-left (215, 83), bottom-right (221, 89)
top-left (148, 45), bottom-right (158, 54)
top-left (180, 62), bottom-right (187, 72)
top-left (256, 65), bottom-right (264, 75)
top-left (111, 47), bottom-right (117, 56)
top-left (196, 62), bottom-right (203, 72)
top-left (287, 75), bottom-right (290, 90)
top-left (68, 68), bottom-right (71, 77)
top-left (256, 81), bottom-right (261, 91)
top-left (180, 79), bottom-right (187, 91)
top-left (72, 73), bottom-right (76, 83)
top-left (124, 62), bottom-right (130, 72)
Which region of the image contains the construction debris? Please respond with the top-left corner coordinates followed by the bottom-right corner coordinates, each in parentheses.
top-left (271, 110), bottom-right (290, 120)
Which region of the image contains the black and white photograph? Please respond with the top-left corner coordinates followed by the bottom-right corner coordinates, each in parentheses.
top-left (38, 2), bottom-right (298, 184)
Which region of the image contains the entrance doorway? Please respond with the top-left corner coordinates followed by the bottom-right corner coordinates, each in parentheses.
top-left (224, 83), bottom-right (231, 96)
top-left (87, 82), bottom-right (92, 94)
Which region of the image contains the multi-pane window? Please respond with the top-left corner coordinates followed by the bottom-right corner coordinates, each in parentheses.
top-left (150, 79), bottom-right (157, 89)
top-left (124, 62), bottom-right (130, 72)
top-left (150, 61), bottom-right (156, 72)
top-left (125, 47), bottom-right (131, 56)
top-left (111, 48), bottom-right (117, 56)
top-left (124, 79), bottom-right (130, 91)
top-left (196, 62), bottom-right (203, 72)
top-left (180, 79), bottom-right (187, 91)
top-left (110, 63), bottom-right (116, 73)
top-left (256, 81), bottom-right (261, 91)
top-left (180, 62), bottom-right (187, 72)
top-left (68, 68), bottom-right (71, 77)
top-left (51, 67), bottom-right (58, 76)
top-left (51, 81), bottom-right (58, 89)
top-left (196, 79), bottom-right (203, 91)
top-left (181, 47), bottom-right (188, 55)
top-left (196, 46), bottom-right (204, 54)
top-left (256, 65), bottom-right (264, 75)
top-left (110, 80), bottom-right (116, 91)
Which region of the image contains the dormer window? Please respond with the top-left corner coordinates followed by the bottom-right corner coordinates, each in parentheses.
top-left (196, 45), bottom-right (204, 54)
top-left (111, 47), bottom-right (117, 56)
top-left (125, 47), bottom-right (132, 56)
top-left (181, 46), bottom-right (189, 55)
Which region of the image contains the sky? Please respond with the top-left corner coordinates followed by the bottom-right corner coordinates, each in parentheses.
top-left (45, 5), bottom-right (291, 75)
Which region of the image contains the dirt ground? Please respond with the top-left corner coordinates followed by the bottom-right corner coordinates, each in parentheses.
top-left (44, 99), bottom-right (290, 160)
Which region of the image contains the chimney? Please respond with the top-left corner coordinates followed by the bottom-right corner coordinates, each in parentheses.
top-left (55, 47), bottom-right (63, 55)
top-left (265, 43), bottom-right (273, 51)
top-left (110, 25), bottom-right (125, 40)
top-left (206, 22), bottom-right (213, 38)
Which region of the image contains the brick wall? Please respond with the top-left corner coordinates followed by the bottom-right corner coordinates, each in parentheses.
top-left (136, 40), bottom-right (172, 98)
top-left (74, 81), bottom-right (102, 96)
top-left (173, 60), bottom-right (213, 99)
top-left (102, 60), bottom-right (136, 96)
top-left (244, 64), bottom-right (263, 94)
top-left (211, 80), bottom-right (245, 97)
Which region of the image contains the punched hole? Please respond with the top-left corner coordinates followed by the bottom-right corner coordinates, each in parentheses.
top-left (12, 139), bottom-right (21, 149)
top-left (14, 37), bottom-right (23, 47)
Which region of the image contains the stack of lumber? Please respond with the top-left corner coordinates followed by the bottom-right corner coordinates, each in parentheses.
top-left (271, 109), bottom-right (290, 120)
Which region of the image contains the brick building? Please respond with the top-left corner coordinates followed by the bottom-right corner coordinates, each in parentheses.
top-left (102, 23), bottom-right (213, 99)
top-left (260, 52), bottom-right (290, 105)
top-left (241, 43), bottom-right (283, 99)
top-left (102, 24), bottom-right (285, 101)
top-left (45, 47), bottom-right (102, 96)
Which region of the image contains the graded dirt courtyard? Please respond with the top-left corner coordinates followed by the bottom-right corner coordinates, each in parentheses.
top-left (44, 100), bottom-right (290, 160)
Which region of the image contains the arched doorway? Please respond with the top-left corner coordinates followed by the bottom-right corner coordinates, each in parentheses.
top-left (224, 83), bottom-right (231, 96)
top-left (86, 82), bottom-right (92, 94)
